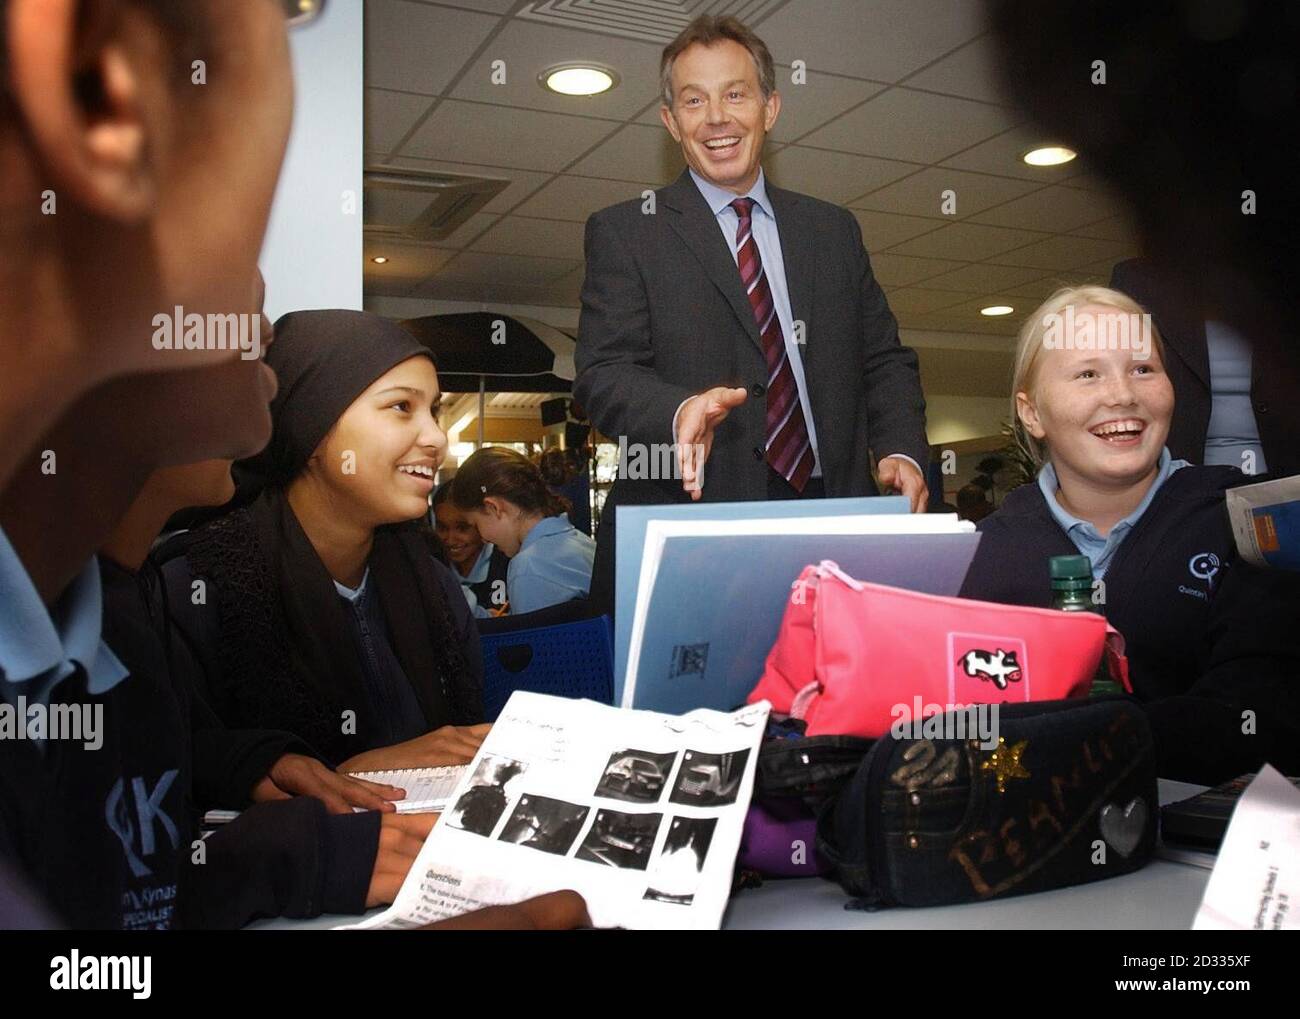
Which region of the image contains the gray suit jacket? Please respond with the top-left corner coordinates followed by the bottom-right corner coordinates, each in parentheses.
top-left (575, 168), bottom-right (928, 504)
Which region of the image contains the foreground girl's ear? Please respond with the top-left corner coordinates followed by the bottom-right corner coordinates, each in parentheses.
top-left (7, 0), bottom-right (167, 221)
top-left (1015, 391), bottom-right (1046, 441)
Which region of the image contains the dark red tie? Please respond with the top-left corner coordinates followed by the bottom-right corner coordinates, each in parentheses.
top-left (731, 197), bottom-right (815, 492)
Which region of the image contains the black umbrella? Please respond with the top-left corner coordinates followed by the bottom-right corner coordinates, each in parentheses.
top-left (400, 311), bottom-right (576, 446)
top-left (401, 312), bottom-right (575, 392)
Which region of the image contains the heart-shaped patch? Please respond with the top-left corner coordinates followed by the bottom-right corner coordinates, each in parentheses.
top-left (1099, 797), bottom-right (1148, 858)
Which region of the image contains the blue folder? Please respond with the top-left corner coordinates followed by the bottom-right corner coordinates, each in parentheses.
top-left (613, 497), bottom-right (907, 688)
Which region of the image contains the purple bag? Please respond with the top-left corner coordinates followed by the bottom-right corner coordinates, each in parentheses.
top-left (737, 725), bottom-right (871, 878)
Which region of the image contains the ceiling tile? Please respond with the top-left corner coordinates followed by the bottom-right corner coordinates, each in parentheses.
top-left (888, 221), bottom-right (1044, 260)
top-left (1072, 215), bottom-right (1139, 243)
top-left (513, 175), bottom-right (658, 222)
top-left (566, 123), bottom-right (686, 183)
top-left (969, 184), bottom-right (1123, 233)
top-left (400, 100), bottom-right (616, 171)
top-left (468, 215), bottom-right (587, 261)
top-left (914, 262), bottom-right (1050, 294)
top-left (851, 166), bottom-right (1040, 218)
top-left (986, 234), bottom-right (1135, 270)
top-left (365, 0), bottom-right (499, 96)
top-left (1001, 274), bottom-right (1085, 300)
top-left (882, 287), bottom-right (971, 314)
top-left (762, 69), bottom-right (886, 143)
top-left (867, 252), bottom-right (968, 286)
top-left (365, 88), bottom-right (434, 155)
top-left (449, 20), bottom-right (662, 120)
top-left (757, 0), bottom-right (986, 82)
top-left (850, 209), bottom-right (945, 249)
top-left (902, 37), bottom-right (1009, 105)
top-left (800, 88), bottom-right (1016, 163)
top-left (766, 145), bottom-right (914, 204)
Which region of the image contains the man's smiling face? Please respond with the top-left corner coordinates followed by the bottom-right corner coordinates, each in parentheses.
top-left (660, 39), bottom-right (780, 195)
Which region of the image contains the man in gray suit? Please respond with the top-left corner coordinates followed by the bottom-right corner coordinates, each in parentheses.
top-left (575, 15), bottom-right (930, 611)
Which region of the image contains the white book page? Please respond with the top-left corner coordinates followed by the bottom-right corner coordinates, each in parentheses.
top-left (1193, 765), bottom-right (1299, 930)
top-left (338, 692), bottom-right (770, 930)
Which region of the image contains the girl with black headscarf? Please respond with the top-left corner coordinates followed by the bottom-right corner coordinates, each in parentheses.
top-left (157, 310), bottom-right (487, 772)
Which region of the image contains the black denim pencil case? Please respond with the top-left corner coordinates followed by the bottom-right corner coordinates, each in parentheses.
top-left (815, 697), bottom-right (1158, 908)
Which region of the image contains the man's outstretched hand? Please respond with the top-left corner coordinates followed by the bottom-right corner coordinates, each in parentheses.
top-left (877, 455), bottom-right (929, 513)
top-left (675, 385), bottom-right (748, 500)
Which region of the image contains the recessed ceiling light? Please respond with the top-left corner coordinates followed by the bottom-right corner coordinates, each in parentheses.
top-left (371, 256), bottom-right (389, 264)
top-left (980, 305), bottom-right (1015, 317)
top-left (541, 64), bottom-right (618, 96)
top-left (1022, 145), bottom-right (1077, 167)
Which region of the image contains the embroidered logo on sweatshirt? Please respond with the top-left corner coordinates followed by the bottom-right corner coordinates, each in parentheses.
top-left (105, 770), bottom-right (180, 878)
top-left (1188, 551), bottom-right (1220, 582)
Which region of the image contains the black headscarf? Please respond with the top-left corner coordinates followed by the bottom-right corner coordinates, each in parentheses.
top-left (234, 308), bottom-right (434, 497)
top-left (173, 310), bottom-right (482, 763)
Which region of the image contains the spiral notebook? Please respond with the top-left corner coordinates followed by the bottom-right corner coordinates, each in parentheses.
top-left (348, 765), bottom-right (468, 813)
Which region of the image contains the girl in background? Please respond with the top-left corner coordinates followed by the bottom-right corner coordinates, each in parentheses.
top-left (450, 447), bottom-right (595, 614)
top-left (432, 481), bottom-right (511, 616)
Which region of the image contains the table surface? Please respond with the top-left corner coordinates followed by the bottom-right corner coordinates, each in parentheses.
top-left (251, 780), bottom-right (1212, 931)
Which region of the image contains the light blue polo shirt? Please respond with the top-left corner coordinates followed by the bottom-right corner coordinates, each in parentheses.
top-left (508, 515), bottom-right (595, 614)
top-left (1037, 448), bottom-right (1189, 578)
top-left (0, 527), bottom-right (128, 710)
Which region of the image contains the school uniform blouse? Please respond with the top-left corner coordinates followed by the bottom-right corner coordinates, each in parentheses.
top-left (1036, 449), bottom-right (1190, 578)
top-left (508, 514), bottom-right (596, 614)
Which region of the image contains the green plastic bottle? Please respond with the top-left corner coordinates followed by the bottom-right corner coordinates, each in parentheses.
top-left (1049, 555), bottom-right (1122, 696)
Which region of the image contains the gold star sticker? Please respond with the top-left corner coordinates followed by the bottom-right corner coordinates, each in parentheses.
top-left (981, 737), bottom-right (1030, 794)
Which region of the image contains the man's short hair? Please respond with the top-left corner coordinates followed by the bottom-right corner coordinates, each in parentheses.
top-left (660, 14), bottom-right (776, 107)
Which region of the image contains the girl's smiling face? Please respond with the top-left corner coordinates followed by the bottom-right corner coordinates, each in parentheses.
top-left (1016, 305), bottom-right (1175, 490)
top-left (434, 499), bottom-right (485, 572)
top-left (311, 356), bottom-right (446, 527)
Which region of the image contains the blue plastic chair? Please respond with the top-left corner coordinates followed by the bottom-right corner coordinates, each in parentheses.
top-left (478, 614), bottom-right (615, 721)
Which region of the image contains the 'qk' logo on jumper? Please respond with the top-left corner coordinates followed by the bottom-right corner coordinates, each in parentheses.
top-left (948, 633), bottom-right (1030, 703)
top-left (105, 771), bottom-right (180, 878)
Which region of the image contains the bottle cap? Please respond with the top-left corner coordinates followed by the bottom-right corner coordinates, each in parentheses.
top-left (1049, 554), bottom-right (1093, 588)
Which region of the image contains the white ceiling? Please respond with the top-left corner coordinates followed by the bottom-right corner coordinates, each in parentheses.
top-left (362, 0), bottom-right (1140, 339)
